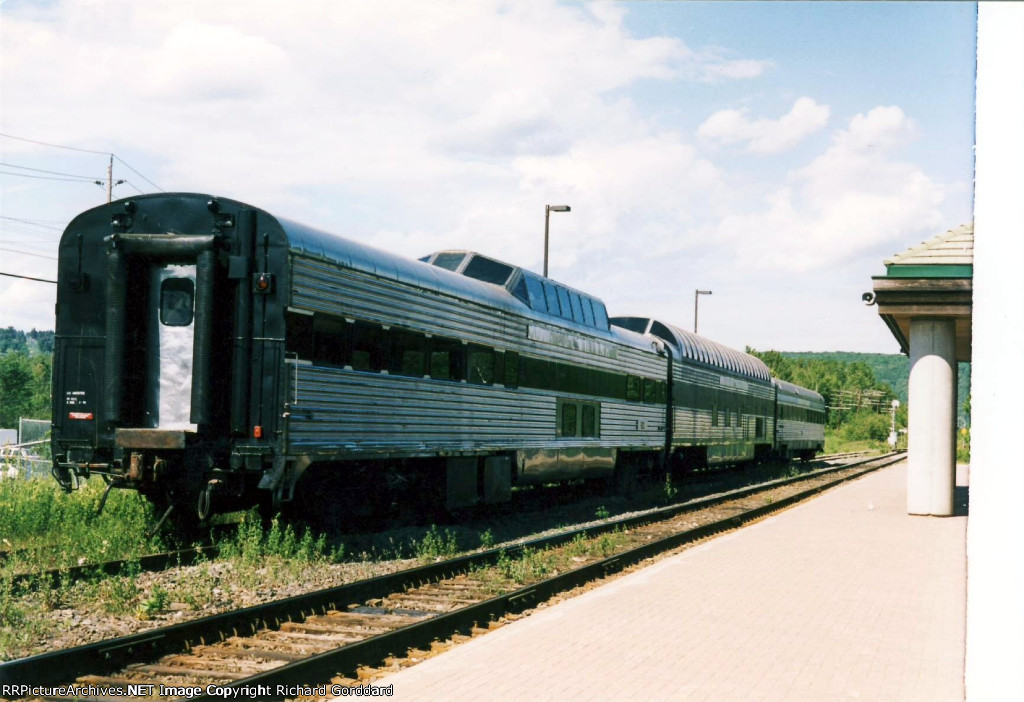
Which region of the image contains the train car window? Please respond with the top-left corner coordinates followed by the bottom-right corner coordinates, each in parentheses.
top-left (525, 276), bottom-right (547, 313)
top-left (569, 293), bottom-right (585, 323)
top-left (543, 281), bottom-right (561, 315)
top-left (429, 338), bottom-right (465, 381)
top-left (724, 406), bottom-right (731, 427)
top-left (561, 402), bottom-right (578, 437)
top-left (556, 287), bottom-right (572, 320)
top-left (467, 345), bottom-right (495, 385)
top-left (626, 375), bottom-right (641, 402)
top-left (463, 255), bottom-right (514, 286)
top-left (643, 377), bottom-right (657, 404)
top-left (581, 297), bottom-right (595, 326)
top-left (160, 278), bottom-right (194, 327)
top-left (610, 316), bottom-right (647, 334)
top-left (313, 315), bottom-right (350, 366)
top-left (503, 351), bottom-right (520, 388)
top-left (520, 356), bottom-right (545, 389)
top-left (756, 417), bottom-right (765, 438)
top-left (432, 252), bottom-right (466, 271)
top-left (285, 311), bottom-right (314, 360)
top-left (581, 403), bottom-right (598, 437)
top-left (387, 328), bottom-right (426, 377)
top-left (592, 301), bottom-right (609, 330)
top-left (351, 322), bottom-right (385, 372)
top-left (510, 276), bottom-right (529, 305)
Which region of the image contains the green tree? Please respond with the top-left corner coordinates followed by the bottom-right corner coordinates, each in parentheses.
top-left (0, 352), bottom-right (34, 427)
top-left (0, 352), bottom-right (51, 427)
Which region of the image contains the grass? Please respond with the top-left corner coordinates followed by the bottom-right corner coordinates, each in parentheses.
top-left (0, 476), bottom-right (165, 569)
top-left (823, 436), bottom-right (890, 455)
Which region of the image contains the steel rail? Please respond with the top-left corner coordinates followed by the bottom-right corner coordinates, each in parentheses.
top-left (8, 545), bottom-right (221, 591)
top-left (0, 452), bottom-right (903, 692)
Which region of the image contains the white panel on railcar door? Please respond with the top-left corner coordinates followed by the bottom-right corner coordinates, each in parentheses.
top-left (145, 264), bottom-right (198, 431)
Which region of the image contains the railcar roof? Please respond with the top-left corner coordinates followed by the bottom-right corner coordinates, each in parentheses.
top-left (278, 217), bottom-right (648, 348)
top-left (773, 378), bottom-right (826, 403)
top-left (281, 218), bottom-right (518, 311)
top-left (610, 316), bottom-right (772, 383)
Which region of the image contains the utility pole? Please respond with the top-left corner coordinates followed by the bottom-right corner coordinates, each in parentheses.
top-left (101, 155), bottom-right (124, 203)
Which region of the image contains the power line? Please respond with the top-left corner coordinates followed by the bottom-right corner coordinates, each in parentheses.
top-left (0, 170), bottom-right (100, 184)
top-left (0, 216), bottom-right (64, 231)
top-left (1, 133), bottom-right (164, 192)
top-left (0, 271), bottom-right (57, 284)
top-left (114, 156), bottom-right (163, 192)
top-left (0, 132), bottom-right (111, 156)
top-left (0, 246), bottom-right (58, 260)
top-left (0, 161), bottom-right (104, 181)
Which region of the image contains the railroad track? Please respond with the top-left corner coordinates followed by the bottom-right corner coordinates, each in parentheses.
top-left (4, 545), bottom-right (221, 592)
top-left (0, 451), bottom-right (904, 701)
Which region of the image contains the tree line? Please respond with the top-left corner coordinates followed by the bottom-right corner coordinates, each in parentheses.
top-left (747, 348), bottom-right (901, 443)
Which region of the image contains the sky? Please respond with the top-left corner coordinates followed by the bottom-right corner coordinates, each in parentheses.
top-left (0, 0), bottom-right (977, 354)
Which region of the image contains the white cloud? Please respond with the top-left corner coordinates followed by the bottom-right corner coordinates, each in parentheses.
top-left (699, 58), bottom-right (772, 82)
top-left (698, 97), bottom-right (831, 153)
top-left (0, 0), bottom-right (760, 290)
top-left (704, 105), bottom-right (949, 272)
top-left (0, 1), bottom-right (970, 354)
top-left (143, 21), bottom-right (291, 100)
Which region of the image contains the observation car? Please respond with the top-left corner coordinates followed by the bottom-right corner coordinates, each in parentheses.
top-left (51, 193), bottom-right (824, 523)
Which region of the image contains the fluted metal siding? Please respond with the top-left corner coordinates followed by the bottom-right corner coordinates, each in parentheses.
top-left (289, 255), bottom-right (664, 377)
top-left (776, 384), bottom-right (826, 448)
top-left (285, 366), bottom-right (667, 456)
top-left (669, 362), bottom-right (775, 448)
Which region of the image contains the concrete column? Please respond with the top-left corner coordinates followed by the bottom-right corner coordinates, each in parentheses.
top-left (906, 318), bottom-right (956, 516)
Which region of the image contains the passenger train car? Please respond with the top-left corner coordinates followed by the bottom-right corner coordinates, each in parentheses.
top-left (51, 193), bottom-right (824, 522)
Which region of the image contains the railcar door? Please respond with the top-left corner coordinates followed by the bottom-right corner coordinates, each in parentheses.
top-left (146, 264), bottom-right (198, 430)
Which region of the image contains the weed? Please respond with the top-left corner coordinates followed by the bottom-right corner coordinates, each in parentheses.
top-left (478, 529), bottom-right (495, 550)
top-left (220, 512), bottom-right (341, 567)
top-left (99, 575), bottom-right (139, 614)
top-left (414, 525), bottom-right (460, 561)
top-left (663, 474), bottom-right (679, 503)
top-left (178, 564), bottom-right (218, 611)
top-left (497, 547), bottom-right (555, 584)
top-left (594, 505), bottom-right (610, 520)
top-left (595, 531), bottom-right (623, 557)
top-left (566, 533), bottom-right (589, 558)
top-left (137, 585), bottom-right (170, 619)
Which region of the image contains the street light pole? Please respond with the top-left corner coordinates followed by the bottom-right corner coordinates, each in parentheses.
top-left (694, 289), bottom-right (712, 334)
top-left (543, 204), bottom-right (571, 278)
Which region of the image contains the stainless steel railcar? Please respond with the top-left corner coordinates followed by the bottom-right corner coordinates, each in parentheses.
top-left (51, 193), bottom-right (822, 523)
top-left (773, 379), bottom-right (827, 461)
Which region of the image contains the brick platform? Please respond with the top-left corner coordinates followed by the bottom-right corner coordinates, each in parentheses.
top-left (370, 461), bottom-right (967, 702)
